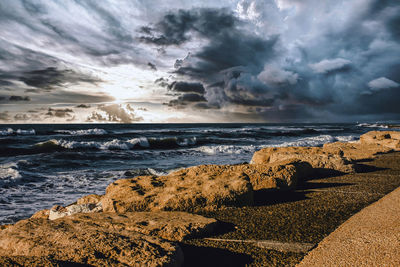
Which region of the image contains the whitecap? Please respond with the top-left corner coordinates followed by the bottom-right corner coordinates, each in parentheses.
top-left (55, 128), bottom-right (108, 136)
top-left (0, 163), bottom-right (22, 186)
top-left (0, 128), bottom-right (35, 135)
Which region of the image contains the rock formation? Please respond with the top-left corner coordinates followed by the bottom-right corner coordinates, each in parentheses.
top-left (323, 142), bottom-right (393, 161)
top-left (360, 131), bottom-right (400, 151)
top-left (232, 160), bottom-right (313, 190)
top-left (251, 146), bottom-right (356, 175)
top-left (48, 203), bottom-right (102, 220)
top-left (0, 216), bottom-right (184, 267)
top-left (101, 164), bottom-right (254, 213)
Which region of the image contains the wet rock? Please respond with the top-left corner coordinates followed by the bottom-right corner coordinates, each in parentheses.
top-left (101, 164), bottom-right (254, 213)
top-left (0, 217), bottom-right (184, 267)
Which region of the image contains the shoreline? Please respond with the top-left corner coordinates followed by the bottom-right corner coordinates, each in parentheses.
top-left (1, 130), bottom-right (400, 266)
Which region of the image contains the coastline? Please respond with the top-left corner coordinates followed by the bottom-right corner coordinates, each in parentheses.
top-left (1, 130), bottom-right (400, 266)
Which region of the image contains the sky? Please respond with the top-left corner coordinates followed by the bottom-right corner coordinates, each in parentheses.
top-left (0, 0), bottom-right (399, 123)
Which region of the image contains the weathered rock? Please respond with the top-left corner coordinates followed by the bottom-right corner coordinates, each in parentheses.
top-left (77, 194), bottom-right (102, 205)
top-left (0, 216), bottom-right (184, 267)
top-left (49, 202), bottom-right (102, 220)
top-left (31, 209), bottom-right (50, 219)
top-left (101, 164), bottom-right (254, 213)
top-left (360, 131), bottom-right (400, 151)
top-left (0, 225), bottom-right (10, 230)
top-left (232, 160), bottom-right (313, 190)
top-left (323, 141), bottom-right (393, 161)
top-left (251, 146), bottom-right (356, 175)
top-left (66, 211), bottom-right (218, 241)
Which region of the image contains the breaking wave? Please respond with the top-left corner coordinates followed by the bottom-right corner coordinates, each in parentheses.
top-left (0, 163), bottom-right (22, 186)
top-left (356, 123), bottom-right (389, 128)
top-left (0, 128), bottom-right (36, 136)
top-left (32, 136), bottom-right (198, 152)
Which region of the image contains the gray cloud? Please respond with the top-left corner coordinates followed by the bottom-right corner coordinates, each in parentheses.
top-left (20, 67), bottom-right (101, 90)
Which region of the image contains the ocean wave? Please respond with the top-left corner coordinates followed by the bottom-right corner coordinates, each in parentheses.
top-left (271, 134), bottom-right (358, 147)
top-left (54, 128), bottom-right (108, 136)
top-left (0, 128), bottom-right (36, 136)
top-left (356, 123), bottom-right (389, 128)
top-left (32, 136), bottom-right (197, 152)
top-left (194, 144), bottom-right (257, 155)
top-left (0, 163), bottom-right (22, 186)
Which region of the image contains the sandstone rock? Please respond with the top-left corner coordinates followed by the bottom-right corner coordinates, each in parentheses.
top-left (323, 141), bottom-right (393, 161)
top-left (251, 146), bottom-right (355, 174)
top-left (31, 209), bottom-right (50, 219)
top-left (67, 211), bottom-right (218, 242)
top-left (77, 194), bottom-right (102, 205)
top-left (232, 160), bottom-right (313, 190)
top-left (49, 202), bottom-right (102, 220)
top-left (101, 164), bottom-right (254, 213)
top-left (0, 217), bottom-right (184, 267)
top-left (360, 131), bottom-right (400, 151)
top-left (0, 225), bottom-right (11, 230)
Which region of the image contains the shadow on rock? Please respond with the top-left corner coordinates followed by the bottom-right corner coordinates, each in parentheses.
top-left (305, 168), bottom-right (346, 180)
top-left (180, 243), bottom-right (253, 267)
top-left (210, 220), bottom-right (236, 236)
top-left (354, 164), bottom-right (388, 173)
top-left (253, 189), bottom-right (309, 206)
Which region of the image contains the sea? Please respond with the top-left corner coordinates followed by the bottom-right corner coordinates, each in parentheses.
top-left (0, 122), bottom-right (396, 224)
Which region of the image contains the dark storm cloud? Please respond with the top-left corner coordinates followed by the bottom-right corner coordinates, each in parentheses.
top-left (168, 81), bottom-right (205, 94)
top-left (20, 67), bottom-right (101, 90)
top-left (139, 8), bottom-right (236, 45)
top-left (147, 62), bottom-right (157, 71)
top-left (168, 93), bottom-right (207, 107)
top-left (141, 2), bottom-right (400, 121)
top-left (9, 95), bottom-right (31, 101)
top-left (140, 8), bottom-right (279, 110)
top-left (76, 104), bottom-right (91, 109)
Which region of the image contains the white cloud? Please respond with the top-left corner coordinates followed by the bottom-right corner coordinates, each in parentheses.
top-left (309, 58), bottom-right (352, 74)
top-left (257, 65), bottom-right (298, 87)
top-left (368, 77), bottom-right (399, 91)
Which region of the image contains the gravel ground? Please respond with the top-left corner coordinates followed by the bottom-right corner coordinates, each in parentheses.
top-left (181, 152), bottom-right (400, 266)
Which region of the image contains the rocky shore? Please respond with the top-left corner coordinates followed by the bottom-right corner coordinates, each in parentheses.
top-left (1, 130), bottom-right (400, 266)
